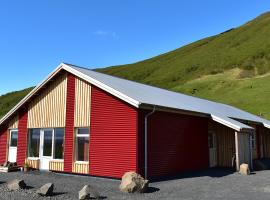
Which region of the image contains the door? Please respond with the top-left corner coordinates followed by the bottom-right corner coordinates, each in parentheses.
top-left (8, 130), bottom-right (18, 163)
top-left (39, 129), bottom-right (54, 170)
top-left (208, 131), bottom-right (217, 167)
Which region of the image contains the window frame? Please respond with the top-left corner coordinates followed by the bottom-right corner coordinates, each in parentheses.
top-left (9, 129), bottom-right (18, 148)
top-left (75, 127), bottom-right (90, 163)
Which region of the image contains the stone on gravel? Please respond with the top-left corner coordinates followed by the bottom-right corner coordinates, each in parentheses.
top-left (79, 185), bottom-right (100, 200)
top-left (119, 171), bottom-right (149, 193)
top-left (7, 179), bottom-right (26, 190)
top-left (239, 163), bottom-right (250, 175)
top-left (37, 183), bottom-right (54, 196)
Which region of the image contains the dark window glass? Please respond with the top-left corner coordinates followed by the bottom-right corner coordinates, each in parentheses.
top-left (43, 130), bottom-right (53, 156)
top-left (10, 131), bottom-right (18, 147)
top-left (54, 128), bottom-right (64, 159)
top-left (28, 129), bottom-right (40, 157)
top-left (76, 137), bottom-right (89, 161)
top-left (77, 128), bottom-right (89, 135)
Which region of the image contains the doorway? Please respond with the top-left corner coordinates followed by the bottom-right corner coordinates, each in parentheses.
top-left (39, 129), bottom-right (54, 170)
top-left (8, 130), bottom-right (18, 163)
top-left (208, 131), bottom-right (217, 167)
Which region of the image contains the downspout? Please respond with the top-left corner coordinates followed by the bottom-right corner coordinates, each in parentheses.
top-left (144, 106), bottom-right (156, 179)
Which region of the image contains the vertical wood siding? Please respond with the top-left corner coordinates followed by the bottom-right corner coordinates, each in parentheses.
top-left (74, 78), bottom-right (91, 127)
top-left (90, 86), bottom-right (138, 178)
top-left (262, 128), bottom-right (270, 158)
top-left (28, 74), bottom-right (67, 128)
top-left (25, 159), bottom-right (39, 169)
top-left (64, 74), bottom-right (75, 172)
top-left (143, 111), bottom-right (208, 178)
top-left (72, 163), bottom-right (89, 174)
top-left (17, 108), bottom-right (28, 166)
top-left (0, 126), bottom-right (8, 164)
top-left (8, 115), bottom-right (19, 129)
top-left (49, 160), bottom-right (64, 171)
top-left (209, 121), bottom-right (235, 167)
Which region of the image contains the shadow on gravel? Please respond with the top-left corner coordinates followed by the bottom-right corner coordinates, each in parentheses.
top-left (51, 192), bottom-right (67, 196)
top-left (25, 186), bottom-right (34, 189)
top-left (145, 187), bottom-right (160, 193)
top-left (151, 168), bottom-right (235, 182)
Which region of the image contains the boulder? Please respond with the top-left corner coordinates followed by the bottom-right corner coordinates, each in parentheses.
top-left (79, 185), bottom-right (100, 200)
top-left (119, 171), bottom-right (149, 193)
top-left (239, 163), bottom-right (250, 175)
top-left (37, 183), bottom-right (54, 196)
top-left (7, 179), bottom-right (26, 190)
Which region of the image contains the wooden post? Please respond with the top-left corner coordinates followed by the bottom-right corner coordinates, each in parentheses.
top-left (235, 131), bottom-right (240, 171)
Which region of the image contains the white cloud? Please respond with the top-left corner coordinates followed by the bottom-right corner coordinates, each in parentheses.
top-left (93, 30), bottom-right (119, 39)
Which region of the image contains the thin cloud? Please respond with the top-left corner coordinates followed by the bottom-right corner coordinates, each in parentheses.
top-left (93, 30), bottom-right (119, 39)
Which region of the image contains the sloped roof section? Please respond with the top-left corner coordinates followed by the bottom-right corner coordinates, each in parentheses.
top-left (66, 63), bottom-right (270, 131)
top-left (1, 63), bottom-right (270, 132)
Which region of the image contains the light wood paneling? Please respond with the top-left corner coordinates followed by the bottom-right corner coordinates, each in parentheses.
top-left (8, 115), bottom-right (19, 129)
top-left (28, 74), bottom-right (67, 128)
top-left (49, 160), bottom-right (64, 171)
top-left (209, 120), bottom-right (235, 167)
top-left (72, 162), bottom-right (89, 174)
top-left (25, 158), bottom-right (39, 169)
top-left (74, 78), bottom-right (91, 127)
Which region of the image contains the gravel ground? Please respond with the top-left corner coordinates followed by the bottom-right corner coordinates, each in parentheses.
top-left (1, 169), bottom-right (270, 199)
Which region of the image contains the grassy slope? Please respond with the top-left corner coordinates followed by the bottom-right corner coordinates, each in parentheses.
top-left (1, 13), bottom-right (270, 119)
top-left (0, 87), bottom-right (33, 118)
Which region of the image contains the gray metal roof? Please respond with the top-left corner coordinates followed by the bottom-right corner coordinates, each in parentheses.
top-left (67, 64), bottom-right (270, 131)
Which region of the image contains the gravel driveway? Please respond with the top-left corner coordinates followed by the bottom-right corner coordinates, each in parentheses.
top-left (0, 169), bottom-right (270, 199)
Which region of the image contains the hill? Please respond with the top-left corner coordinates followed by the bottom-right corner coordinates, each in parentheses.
top-left (1, 12), bottom-right (270, 119)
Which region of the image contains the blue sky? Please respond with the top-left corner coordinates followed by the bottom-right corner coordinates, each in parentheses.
top-left (0, 0), bottom-right (269, 95)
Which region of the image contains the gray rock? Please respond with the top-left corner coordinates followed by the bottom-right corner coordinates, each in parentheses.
top-left (7, 179), bottom-right (26, 190)
top-left (79, 185), bottom-right (100, 200)
top-left (119, 171), bottom-right (149, 193)
top-left (37, 183), bottom-right (54, 196)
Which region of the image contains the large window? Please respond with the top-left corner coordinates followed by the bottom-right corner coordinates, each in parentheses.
top-left (75, 128), bottom-right (89, 162)
top-left (28, 129), bottom-right (40, 157)
top-left (10, 130), bottom-right (18, 147)
top-left (54, 128), bottom-right (64, 159)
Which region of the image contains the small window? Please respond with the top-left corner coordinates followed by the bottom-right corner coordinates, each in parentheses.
top-left (75, 128), bottom-right (89, 162)
top-left (54, 128), bottom-right (64, 159)
top-left (28, 129), bottom-right (40, 157)
top-left (10, 130), bottom-right (18, 147)
top-left (251, 133), bottom-right (256, 149)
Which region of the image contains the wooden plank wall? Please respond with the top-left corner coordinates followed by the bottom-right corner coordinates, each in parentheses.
top-left (74, 78), bottom-right (91, 127)
top-left (209, 120), bottom-right (235, 167)
top-left (262, 127), bottom-right (270, 158)
top-left (25, 158), bottom-right (39, 169)
top-left (72, 163), bottom-right (89, 174)
top-left (27, 73), bottom-right (67, 128)
top-left (49, 160), bottom-right (64, 171)
top-left (8, 115), bottom-right (19, 129)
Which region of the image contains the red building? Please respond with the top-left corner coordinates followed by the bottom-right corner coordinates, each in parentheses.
top-left (0, 63), bottom-right (270, 179)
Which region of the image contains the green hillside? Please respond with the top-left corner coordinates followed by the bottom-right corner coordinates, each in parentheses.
top-left (0, 87), bottom-right (33, 118)
top-left (1, 12), bottom-right (270, 119)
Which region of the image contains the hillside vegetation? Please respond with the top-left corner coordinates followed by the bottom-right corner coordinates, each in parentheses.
top-left (1, 12), bottom-right (270, 119)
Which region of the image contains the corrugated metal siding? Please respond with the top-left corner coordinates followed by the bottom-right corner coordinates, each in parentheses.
top-left (50, 160), bottom-right (64, 171)
top-left (64, 74), bottom-right (75, 172)
top-left (209, 121), bottom-right (235, 167)
top-left (72, 163), bottom-right (89, 174)
top-left (25, 159), bottom-right (39, 169)
top-left (28, 73), bottom-right (67, 128)
top-left (17, 108), bottom-right (28, 166)
top-left (90, 86), bottom-right (138, 178)
top-left (8, 115), bottom-right (19, 129)
top-left (74, 78), bottom-right (91, 127)
top-left (0, 126), bottom-right (8, 164)
top-left (144, 111), bottom-right (209, 178)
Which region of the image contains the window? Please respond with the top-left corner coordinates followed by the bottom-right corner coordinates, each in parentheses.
top-left (10, 130), bottom-right (18, 147)
top-left (251, 133), bottom-right (256, 149)
top-left (75, 128), bottom-right (89, 162)
top-left (54, 128), bottom-right (64, 159)
top-left (28, 129), bottom-right (40, 157)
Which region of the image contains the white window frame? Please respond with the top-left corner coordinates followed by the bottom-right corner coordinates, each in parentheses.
top-left (9, 129), bottom-right (18, 147)
top-left (75, 127), bottom-right (90, 163)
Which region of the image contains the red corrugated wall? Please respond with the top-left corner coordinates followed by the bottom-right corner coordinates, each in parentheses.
top-left (90, 86), bottom-right (138, 178)
top-left (17, 108), bottom-right (28, 166)
top-left (0, 126), bottom-right (8, 164)
top-left (64, 73), bottom-right (75, 172)
top-left (140, 110), bottom-right (209, 178)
